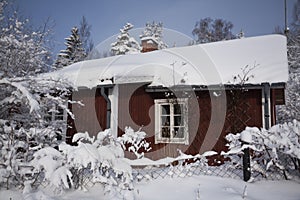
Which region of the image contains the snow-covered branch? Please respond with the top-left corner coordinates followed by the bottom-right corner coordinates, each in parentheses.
top-left (0, 78), bottom-right (40, 113)
top-left (118, 126), bottom-right (151, 159)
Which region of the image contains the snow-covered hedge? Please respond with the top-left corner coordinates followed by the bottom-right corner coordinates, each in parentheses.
top-left (222, 120), bottom-right (300, 179)
top-left (28, 127), bottom-right (150, 197)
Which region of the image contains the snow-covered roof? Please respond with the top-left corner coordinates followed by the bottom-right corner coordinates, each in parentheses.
top-left (45, 34), bottom-right (288, 89)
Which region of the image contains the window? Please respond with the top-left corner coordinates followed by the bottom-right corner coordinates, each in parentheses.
top-left (42, 101), bottom-right (68, 140)
top-left (44, 104), bottom-right (66, 122)
top-left (155, 98), bottom-right (188, 145)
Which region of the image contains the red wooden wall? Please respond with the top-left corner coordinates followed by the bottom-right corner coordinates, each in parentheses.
top-left (66, 88), bottom-right (107, 144)
top-left (117, 83), bottom-right (263, 161)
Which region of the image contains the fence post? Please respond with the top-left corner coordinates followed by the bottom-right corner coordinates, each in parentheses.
top-left (241, 130), bottom-right (252, 182)
top-left (242, 142), bottom-right (251, 182)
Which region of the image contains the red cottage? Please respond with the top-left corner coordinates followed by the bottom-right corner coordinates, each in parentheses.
top-left (47, 34), bottom-right (288, 162)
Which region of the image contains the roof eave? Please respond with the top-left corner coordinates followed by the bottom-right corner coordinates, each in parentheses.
top-left (145, 82), bottom-right (286, 93)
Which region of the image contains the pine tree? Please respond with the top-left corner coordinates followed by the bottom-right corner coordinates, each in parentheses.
top-left (54, 27), bottom-right (86, 69)
top-left (111, 22), bottom-right (141, 55)
top-left (140, 21), bottom-right (168, 49)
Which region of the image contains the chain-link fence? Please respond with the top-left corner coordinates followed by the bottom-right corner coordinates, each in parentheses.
top-left (131, 162), bottom-right (243, 181)
top-left (22, 154), bottom-right (300, 191)
top-left (133, 158), bottom-right (300, 183)
top-left (131, 160), bottom-right (300, 183)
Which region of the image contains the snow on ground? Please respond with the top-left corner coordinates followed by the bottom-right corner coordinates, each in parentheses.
top-left (136, 175), bottom-right (300, 200)
top-left (1, 175), bottom-right (299, 200)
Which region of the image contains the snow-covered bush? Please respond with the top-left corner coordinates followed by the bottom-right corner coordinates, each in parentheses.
top-left (31, 146), bottom-right (73, 192)
top-left (29, 127), bottom-right (150, 198)
top-left (0, 122), bottom-right (64, 189)
top-left (60, 129), bottom-right (132, 191)
top-left (222, 120), bottom-right (300, 179)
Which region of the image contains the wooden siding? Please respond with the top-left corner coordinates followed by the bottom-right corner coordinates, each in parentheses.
top-left (117, 84), bottom-right (263, 161)
top-left (66, 88), bottom-right (107, 144)
top-left (210, 89), bottom-right (262, 164)
top-left (65, 83), bottom-right (282, 163)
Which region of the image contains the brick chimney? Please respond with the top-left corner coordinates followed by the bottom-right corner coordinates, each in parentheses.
top-left (141, 37), bottom-right (158, 53)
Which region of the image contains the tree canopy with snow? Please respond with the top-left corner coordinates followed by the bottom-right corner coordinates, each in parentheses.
top-left (54, 26), bottom-right (86, 69)
top-left (110, 22), bottom-right (141, 55)
top-left (140, 21), bottom-right (168, 49)
top-left (192, 17), bottom-right (236, 44)
top-left (277, 1), bottom-right (300, 123)
top-left (78, 16), bottom-right (94, 56)
top-left (0, 1), bottom-right (51, 78)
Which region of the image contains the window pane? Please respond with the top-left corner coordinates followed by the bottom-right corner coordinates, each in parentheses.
top-left (161, 127), bottom-right (170, 138)
top-left (174, 116), bottom-right (184, 126)
top-left (55, 115), bottom-right (64, 120)
top-left (161, 104), bottom-right (170, 115)
top-left (173, 127), bottom-right (185, 138)
top-left (44, 114), bottom-right (52, 122)
top-left (161, 116), bottom-right (170, 126)
top-left (174, 104), bottom-right (183, 115)
top-left (55, 108), bottom-right (64, 120)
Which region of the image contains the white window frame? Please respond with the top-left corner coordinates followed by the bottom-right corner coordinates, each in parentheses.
top-left (154, 98), bottom-right (189, 145)
top-left (44, 104), bottom-right (67, 122)
top-left (42, 101), bottom-right (68, 139)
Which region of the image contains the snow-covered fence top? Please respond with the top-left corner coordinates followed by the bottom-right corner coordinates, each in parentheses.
top-left (44, 34), bottom-right (288, 89)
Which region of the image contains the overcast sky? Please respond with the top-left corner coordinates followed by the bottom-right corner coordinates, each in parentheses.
top-left (14, 0), bottom-right (297, 55)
